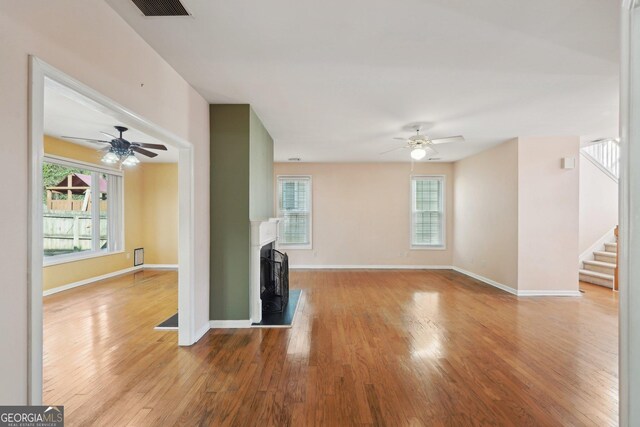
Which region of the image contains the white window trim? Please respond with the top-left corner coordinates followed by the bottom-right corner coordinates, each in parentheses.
top-left (276, 175), bottom-right (313, 250)
top-left (43, 154), bottom-right (125, 266)
top-left (42, 249), bottom-right (125, 267)
top-left (410, 174), bottom-right (447, 250)
top-left (44, 154), bottom-right (124, 177)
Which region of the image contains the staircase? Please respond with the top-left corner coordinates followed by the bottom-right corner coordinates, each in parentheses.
top-left (579, 139), bottom-right (619, 289)
top-left (579, 242), bottom-right (617, 288)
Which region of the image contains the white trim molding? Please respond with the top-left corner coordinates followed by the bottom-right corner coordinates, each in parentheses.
top-left (144, 264), bottom-right (179, 270)
top-left (154, 325), bottom-right (178, 331)
top-left (410, 174), bottom-right (447, 250)
top-left (290, 264), bottom-right (453, 270)
top-left (580, 151), bottom-right (619, 183)
top-left (276, 175), bottom-right (313, 250)
top-left (451, 267), bottom-right (518, 295)
top-left (291, 265), bottom-right (582, 297)
top-left (194, 322), bottom-right (211, 341)
top-left (43, 266), bottom-right (143, 296)
top-left (620, 1), bottom-right (640, 425)
top-left (209, 320), bottom-right (252, 329)
top-left (28, 56), bottom-right (199, 404)
top-left (516, 290), bottom-right (582, 297)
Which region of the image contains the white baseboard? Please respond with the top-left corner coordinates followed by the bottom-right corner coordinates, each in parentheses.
top-left (154, 325), bottom-right (178, 331)
top-left (194, 322), bottom-right (211, 341)
top-left (517, 290), bottom-right (582, 297)
top-left (290, 264), bottom-right (453, 270)
top-left (579, 227), bottom-right (616, 267)
top-left (209, 320), bottom-right (252, 329)
top-left (451, 266), bottom-right (518, 295)
top-left (143, 264), bottom-right (179, 270)
top-left (43, 266), bottom-right (143, 296)
top-left (43, 264), bottom-right (178, 296)
top-left (290, 264), bottom-right (578, 297)
top-left (451, 266), bottom-right (581, 297)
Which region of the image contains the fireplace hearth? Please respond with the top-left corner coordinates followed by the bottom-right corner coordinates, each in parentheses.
top-left (260, 246), bottom-right (289, 313)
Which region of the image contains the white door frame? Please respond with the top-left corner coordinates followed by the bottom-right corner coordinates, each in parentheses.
top-left (619, 1), bottom-right (639, 425)
top-left (27, 57), bottom-right (197, 404)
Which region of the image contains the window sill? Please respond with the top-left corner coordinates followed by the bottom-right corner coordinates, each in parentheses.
top-left (43, 249), bottom-right (125, 267)
top-left (410, 245), bottom-right (447, 251)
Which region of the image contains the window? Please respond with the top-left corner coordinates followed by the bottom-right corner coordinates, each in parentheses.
top-left (277, 176), bottom-right (312, 248)
top-left (43, 156), bottom-right (124, 264)
top-left (411, 176), bottom-right (445, 248)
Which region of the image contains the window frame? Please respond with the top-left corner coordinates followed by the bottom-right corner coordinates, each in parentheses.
top-left (43, 154), bottom-right (125, 266)
top-left (276, 175), bottom-right (313, 250)
top-left (410, 174), bottom-right (446, 250)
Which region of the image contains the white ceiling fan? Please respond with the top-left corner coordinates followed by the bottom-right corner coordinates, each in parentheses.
top-left (381, 128), bottom-right (465, 160)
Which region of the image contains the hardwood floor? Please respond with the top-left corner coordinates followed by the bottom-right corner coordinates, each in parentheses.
top-left (44, 270), bottom-right (618, 426)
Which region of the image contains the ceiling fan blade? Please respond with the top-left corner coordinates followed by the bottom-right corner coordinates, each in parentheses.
top-left (132, 146), bottom-right (158, 158)
top-left (131, 142), bottom-right (168, 151)
top-left (379, 145), bottom-right (407, 155)
top-left (100, 131), bottom-right (117, 140)
top-left (61, 136), bottom-right (111, 144)
top-left (430, 135), bottom-right (465, 144)
top-left (393, 137), bottom-right (408, 141)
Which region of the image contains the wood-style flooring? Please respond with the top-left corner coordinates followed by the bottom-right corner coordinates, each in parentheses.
top-left (43, 270), bottom-right (618, 426)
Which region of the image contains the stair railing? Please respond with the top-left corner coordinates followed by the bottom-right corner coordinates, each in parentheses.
top-left (581, 138), bottom-right (620, 181)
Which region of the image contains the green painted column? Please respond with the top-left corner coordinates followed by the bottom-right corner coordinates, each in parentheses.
top-left (210, 104), bottom-right (274, 320)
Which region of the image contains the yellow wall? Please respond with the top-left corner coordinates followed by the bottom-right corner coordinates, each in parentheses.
top-left (141, 163), bottom-right (179, 264)
top-left (43, 136), bottom-right (177, 290)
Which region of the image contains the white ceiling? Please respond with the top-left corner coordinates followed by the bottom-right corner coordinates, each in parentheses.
top-left (44, 79), bottom-right (178, 163)
top-left (106, 0), bottom-right (619, 162)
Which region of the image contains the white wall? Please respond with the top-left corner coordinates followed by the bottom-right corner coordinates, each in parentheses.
top-left (0, 0), bottom-right (210, 404)
top-left (452, 139), bottom-right (519, 290)
top-left (517, 136), bottom-right (580, 293)
top-left (452, 136), bottom-right (581, 294)
top-left (579, 154), bottom-right (619, 255)
top-left (274, 162), bottom-right (454, 267)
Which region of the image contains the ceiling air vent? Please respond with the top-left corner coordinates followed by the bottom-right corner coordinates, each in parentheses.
top-left (131, 0), bottom-right (190, 16)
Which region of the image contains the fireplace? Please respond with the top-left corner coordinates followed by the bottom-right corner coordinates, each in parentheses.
top-left (260, 245), bottom-right (289, 313)
top-left (250, 218), bottom-right (281, 323)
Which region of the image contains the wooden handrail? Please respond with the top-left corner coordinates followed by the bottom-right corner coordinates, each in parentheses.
top-left (615, 225), bottom-right (619, 291)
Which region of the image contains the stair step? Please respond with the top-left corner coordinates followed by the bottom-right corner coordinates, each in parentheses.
top-left (604, 242), bottom-right (617, 253)
top-left (594, 251), bottom-right (617, 263)
top-left (579, 269), bottom-right (614, 288)
top-left (583, 260), bottom-right (616, 275)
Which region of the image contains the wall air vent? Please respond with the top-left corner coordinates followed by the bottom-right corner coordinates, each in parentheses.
top-left (131, 0), bottom-right (190, 16)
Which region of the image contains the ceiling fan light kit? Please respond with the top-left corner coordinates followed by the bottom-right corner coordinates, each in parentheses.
top-left (101, 146), bottom-right (141, 166)
top-left (101, 150), bottom-right (119, 164)
top-left (120, 153), bottom-right (141, 166)
top-left (62, 125), bottom-right (168, 167)
top-left (382, 128), bottom-right (465, 161)
top-left (410, 148), bottom-right (427, 160)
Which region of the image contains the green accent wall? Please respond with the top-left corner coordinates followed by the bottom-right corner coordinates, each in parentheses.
top-left (249, 108), bottom-right (274, 220)
top-left (210, 104), bottom-right (274, 320)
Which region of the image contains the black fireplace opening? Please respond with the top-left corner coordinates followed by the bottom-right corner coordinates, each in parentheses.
top-left (260, 244), bottom-right (289, 313)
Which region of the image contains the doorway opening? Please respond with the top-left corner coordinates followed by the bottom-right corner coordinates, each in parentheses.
top-left (28, 57), bottom-right (196, 404)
